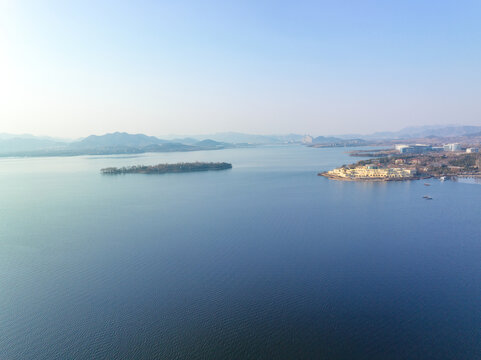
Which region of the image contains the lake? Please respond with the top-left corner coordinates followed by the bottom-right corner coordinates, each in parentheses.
top-left (1, 145), bottom-right (480, 359)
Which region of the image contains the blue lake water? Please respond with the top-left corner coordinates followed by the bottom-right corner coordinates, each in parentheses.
top-left (1, 145), bottom-right (480, 359)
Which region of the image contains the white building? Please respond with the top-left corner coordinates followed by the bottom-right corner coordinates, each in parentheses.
top-left (466, 148), bottom-right (479, 153)
top-left (443, 143), bottom-right (462, 152)
top-left (395, 144), bottom-right (432, 154)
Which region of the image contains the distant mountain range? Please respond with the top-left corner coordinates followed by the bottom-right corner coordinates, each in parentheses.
top-left (0, 137), bottom-right (66, 153)
top-left (0, 132), bottom-right (238, 157)
top-left (360, 125), bottom-right (481, 140)
top-left (171, 132), bottom-right (304, 144)
top-left (0, 131), bottom-right (307, 157)
top-left (1, 125), bottom-right (480, 156)
top-left (72, 132), bottom-right (169, 148)
top-left (301, 135), bottom-right (368, 147)
top-left (303, 125), bottom-right (481, 143)
top-left (0, 133), bottom-right (69, 142)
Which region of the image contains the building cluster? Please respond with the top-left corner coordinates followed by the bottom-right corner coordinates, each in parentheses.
top-left (327, 165), bottom-right (416, 179)
top-left (395, 143), bottom-right (477, 154)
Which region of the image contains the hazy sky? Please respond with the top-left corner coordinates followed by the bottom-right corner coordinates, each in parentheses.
top-left (1, 0), bottom-right (481, 137)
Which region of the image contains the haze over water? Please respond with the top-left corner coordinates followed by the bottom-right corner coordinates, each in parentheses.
top-left (1, 145), bottom-right (481, 359)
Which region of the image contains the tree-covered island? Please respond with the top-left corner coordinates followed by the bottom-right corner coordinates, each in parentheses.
top-left (101, 162), bottom-right (232, 174)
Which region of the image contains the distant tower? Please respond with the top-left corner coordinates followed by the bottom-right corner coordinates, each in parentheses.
top-left (302, 135), bottom-right (313, 144)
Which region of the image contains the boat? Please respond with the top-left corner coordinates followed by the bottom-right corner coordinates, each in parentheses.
top-left (422, 195), bottom-right (432, 200)
top-left (440, 176), bottom-right (446, 181)
top-left (424, 183), bottom-right (431, 186)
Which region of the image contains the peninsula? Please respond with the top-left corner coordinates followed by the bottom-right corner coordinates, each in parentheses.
top-left (101, 162), bottom-right (232, 175)
top-left (320, 149), bottom-right (481, 182)
top-left (320, 164), bottom-right (418, 181)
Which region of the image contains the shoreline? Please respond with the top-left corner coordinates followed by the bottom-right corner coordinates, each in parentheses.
top-left (318, 172), bottom-right (424, 182)
top-left (319, 172), bottom-right (481, 182)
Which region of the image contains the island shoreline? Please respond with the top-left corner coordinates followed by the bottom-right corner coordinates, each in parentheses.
top-left (101, 162), bottom-right (233, 175)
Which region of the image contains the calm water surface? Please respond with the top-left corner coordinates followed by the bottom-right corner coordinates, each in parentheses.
top-left (1, 145), bottom-right (480, 359)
